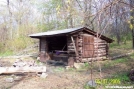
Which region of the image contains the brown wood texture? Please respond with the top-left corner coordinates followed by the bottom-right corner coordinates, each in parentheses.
top-left (82, 36), bottom-right (94, 58)
top-left (40, 38), bottom-right (47, 51)
top-left (67, 37), bottom-right (75, 52)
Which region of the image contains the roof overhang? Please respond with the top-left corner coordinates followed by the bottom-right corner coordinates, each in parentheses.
top-left (29, 27), bottom-right (114, 43)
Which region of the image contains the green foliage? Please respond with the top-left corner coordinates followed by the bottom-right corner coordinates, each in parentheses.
top-left (6, 37), bottom-right (32, 52)
top-left (110, 41), bottom-right (132, 49)
top-left (84, 62), bottom-right (90, 68)
top-left (54, 67), bottom-right (65, 72)
top-left (112, 72), bottom-right (130, 84)
top-left (84, 84), bottom-right (96, 89)
top-left (102, 61), bottom-right (112, 69)
top-left (67, 67), bottom-right (76, 71)
top-left (113, 58), bottom-right (128, 64)
top-left (0, 50), bottom-right (13, 57)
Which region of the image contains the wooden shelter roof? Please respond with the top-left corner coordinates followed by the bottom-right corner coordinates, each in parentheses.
top-left (29, 27), bottom-right (113, 43)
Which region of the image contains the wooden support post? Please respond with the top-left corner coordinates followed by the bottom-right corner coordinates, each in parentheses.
top-left (71, 36), bottom-right (78, 56)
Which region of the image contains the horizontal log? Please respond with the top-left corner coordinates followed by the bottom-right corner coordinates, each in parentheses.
top-left (78, 44), bottom-right (82, 46)
top-left (68, 48), bottom-right (75, 50)
top-left (78, 40), bottom-right (82, 42)
top-left (94, 42), bottom-right (106, 43)
top-left (94, 52), bottom-right (107, 54)
top-left (68, 51), bottom-right (75, 53)
top-left (94, 51), bottom-right (106, 53)
top-left (94, 49), bottom-right (106, 52)
top-left (78, 48), bottom-right (82, 50)
top-left (109, 51), bottom-right (133, 60)
top-left (94, 46), bottom-right (106, 48)
top-left (94, 38), bottom-right (102, 40)
top-left (81, 57), bottom-right (107, 62)
top-left (94, 41), bottom-right (106, 43)
top-left (78, 38), bottom-right (82, 40)
top-left (84, 43), bottom-right (107, 45)
top-left (68, 46), bottom-right (74, 49)
top-left (78, 50), bottom-right (82, 52)
top-left (0, 66), bottom-right (46, 74)
top-left (94, 38), bottom-right (105, 41)
top-left (94, 54), bottom-right (107, 57)
top-left (67, 43), bottom-right (73, 46)
top-left (94, 42), bottom-right (107, 44)
top-left (94, 47), bottom-right (106, 49)
top-left (68, 49), bottom-right (75, 51)
top-left (94, 48), bottom-right (106, 51)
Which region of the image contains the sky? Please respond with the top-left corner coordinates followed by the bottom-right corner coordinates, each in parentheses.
top-left (0, 0), bottom-right (6, 5)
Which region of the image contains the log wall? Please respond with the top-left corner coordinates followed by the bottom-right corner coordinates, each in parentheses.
top-left (39, 38), bottom-right (50, 62)
top-left (94, 37), bottom-right (107, 57)
top-left (40, 38), bottom-right (47, 52)
top-left (67, 32), bottom-right (84, 62)
top-left (67, 37), bottom-right (75, 52)
top-left (39, 32), bottom-right (109, 63)
top-left (76, 33), bottom-right (108, 62)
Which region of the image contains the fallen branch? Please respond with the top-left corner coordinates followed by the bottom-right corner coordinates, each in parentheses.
top-left (0, 66), bottom-right (46, 74)
top-left (109, 51), bottom-right (134, 60)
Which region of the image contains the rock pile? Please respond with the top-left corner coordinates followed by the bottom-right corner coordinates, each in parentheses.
top-left (13, 59), bottom-right (38, 67)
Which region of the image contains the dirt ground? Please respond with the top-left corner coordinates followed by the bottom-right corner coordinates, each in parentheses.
top-left (0, 58), bottom-right (92, 89)
top-left (0, 45), bottom-right (134, 89)
top-left (0, 56), bottom-right (133, 89)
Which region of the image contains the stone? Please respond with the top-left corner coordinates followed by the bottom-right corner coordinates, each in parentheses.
top-left (40, 73), bottom-right (48, 79)
top-left (87, 80), bottom-right (96, 87)
top-left (68, 57), bottom-right (74, 67)
top-left (74, 63), bottom-right (84, 69)
top-left (65, 66), bottom-right (71, 70)
top-left (5, 77), bottom-right (14, 83)
top-left (14, 76), bottom-right (22, 81)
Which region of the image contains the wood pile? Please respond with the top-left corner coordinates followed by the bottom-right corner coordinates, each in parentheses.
top-left (0, 59), bottom-right (46, 74)
top-left (13, 59), bottom-right (37, 67)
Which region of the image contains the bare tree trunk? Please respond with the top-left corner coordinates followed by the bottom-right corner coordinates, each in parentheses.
top-left (83, 0), bottom-right (93, 28)
top-left (7, 0), bottom-right (13, 39)
top-left (115, 5), bottom-right (120, 45)
top-left (130, 0), bottom-right (134, 49)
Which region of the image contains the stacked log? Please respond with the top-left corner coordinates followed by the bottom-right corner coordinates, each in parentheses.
top-left (94, 38), bottom-right (107, 58)
top-left (81, 57), bottom-right (107, 62)
top-left (67, 37), bottom-right (75, 52)
top-left (77, 32), bottom-right (83, 61)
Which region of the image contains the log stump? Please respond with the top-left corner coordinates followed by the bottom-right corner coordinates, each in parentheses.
top-left (68, 57), bottom-right (74, 67)
top-left (39, 51), bottom-right (50, 62)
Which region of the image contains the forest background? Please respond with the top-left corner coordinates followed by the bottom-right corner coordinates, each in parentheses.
top-left (0, 0), bottom-right (134, 56)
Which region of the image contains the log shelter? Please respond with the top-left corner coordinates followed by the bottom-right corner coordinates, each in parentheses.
top-left (29, 27), bottom-right (113, 66)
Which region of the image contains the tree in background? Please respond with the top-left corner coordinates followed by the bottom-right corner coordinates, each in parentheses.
top-left (0, 0), bottom-right (134, 54)
top-left (129, 0), bottom-right (134, 49)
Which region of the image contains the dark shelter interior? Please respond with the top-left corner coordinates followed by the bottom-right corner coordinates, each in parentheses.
top-left (46, 36), bottom-right (67, 53)
top-left (46, 36), bottom-right (68, 65)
